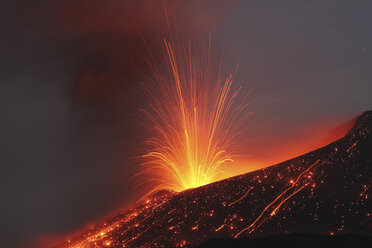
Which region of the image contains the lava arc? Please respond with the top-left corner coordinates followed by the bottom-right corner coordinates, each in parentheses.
top-left (138, 35), bottom-right (253, 196)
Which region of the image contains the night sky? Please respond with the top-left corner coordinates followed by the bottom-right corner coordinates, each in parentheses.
top-left (1, 1), bottom-right (371, 247)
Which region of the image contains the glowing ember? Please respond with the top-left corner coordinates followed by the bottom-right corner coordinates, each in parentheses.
top-left (138, 35), bottom-right (253, 195)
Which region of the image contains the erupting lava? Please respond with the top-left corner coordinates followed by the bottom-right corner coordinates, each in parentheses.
top-left (138, 35), bottom-right (253, 195)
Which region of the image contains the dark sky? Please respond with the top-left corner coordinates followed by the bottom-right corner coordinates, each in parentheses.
top-left (1, 1), bottom-right (371, 247)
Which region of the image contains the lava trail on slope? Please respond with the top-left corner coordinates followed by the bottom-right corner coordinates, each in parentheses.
top-left (58, 111), bottom-right (372, 248)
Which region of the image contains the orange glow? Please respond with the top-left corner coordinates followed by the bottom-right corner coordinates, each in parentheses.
top-left (228, 116), bottom-right (356, 176)
top-left (138, 34), bottom-right (253, 196)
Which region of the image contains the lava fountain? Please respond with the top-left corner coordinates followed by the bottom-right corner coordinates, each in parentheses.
top-left (138, 34), bottom-right (254, 196)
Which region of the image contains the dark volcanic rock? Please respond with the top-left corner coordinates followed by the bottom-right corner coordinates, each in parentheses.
top-left (195, 233), bottom-right (372, 248)
top-left (59, 111), bottom-right (372, 248)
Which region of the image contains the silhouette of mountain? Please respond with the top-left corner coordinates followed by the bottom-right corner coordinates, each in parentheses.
top-left (58, 111), bottom-right (372, 248)
top-left (195, 233), bottom-right (372, 248)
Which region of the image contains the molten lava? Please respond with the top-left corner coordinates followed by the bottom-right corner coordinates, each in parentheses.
top-left (138, 35), bottom-right (253, 195)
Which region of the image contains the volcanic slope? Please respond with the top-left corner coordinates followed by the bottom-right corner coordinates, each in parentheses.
top-left (59, 111), bottom-right (372, 248)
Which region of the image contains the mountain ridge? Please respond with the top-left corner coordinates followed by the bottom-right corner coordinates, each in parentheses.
top-left (58, 110), bottom-right (372, 247)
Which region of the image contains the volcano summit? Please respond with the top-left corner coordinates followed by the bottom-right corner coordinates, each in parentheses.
top-left (58, 111), bottom-right (372, 248)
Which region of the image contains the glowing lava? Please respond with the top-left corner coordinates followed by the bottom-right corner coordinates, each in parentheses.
top-left (138, 35), bottom-right (253, 195)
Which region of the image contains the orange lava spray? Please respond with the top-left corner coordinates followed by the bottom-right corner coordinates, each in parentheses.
top-left (138, 33), bottom-right (254, 196)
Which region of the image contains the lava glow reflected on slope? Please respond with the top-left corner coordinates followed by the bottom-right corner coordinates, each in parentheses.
top-left (59, 123), bottom-right (371, 248)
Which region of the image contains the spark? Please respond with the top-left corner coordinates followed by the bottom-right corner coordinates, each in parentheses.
top-left (346, 140), bottom-right (359, 154)
top-left (357, 183), bottom-right (371, 202)
top-left (215, 224), bottom-right (226, 232)
top-left (191, 224), bottom-right (199, 230)
top-left (138, 35), bottom-right (253, 196)
top-left (229, 186), bottom-right (254, 206)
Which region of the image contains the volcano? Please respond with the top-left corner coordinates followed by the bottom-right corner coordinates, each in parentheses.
top-left (58, 111), bottom-right (372, 248)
